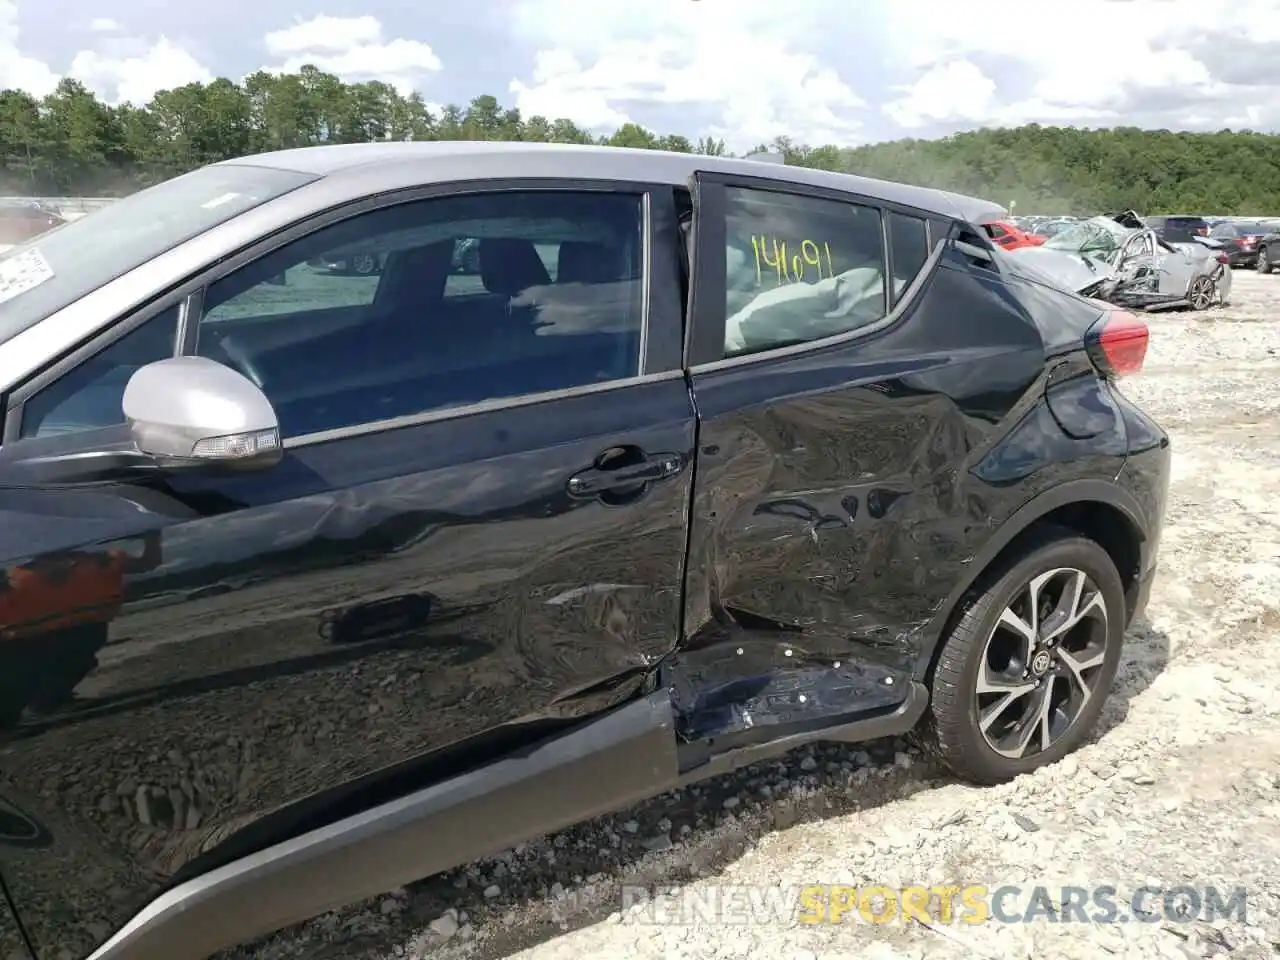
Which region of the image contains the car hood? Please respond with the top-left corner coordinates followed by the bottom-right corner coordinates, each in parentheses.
top-left (1004, 245), bottom-right (1112, 292)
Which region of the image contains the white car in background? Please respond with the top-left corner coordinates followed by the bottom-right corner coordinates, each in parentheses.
top-left (1002, 210), bottom-right (1231, 310)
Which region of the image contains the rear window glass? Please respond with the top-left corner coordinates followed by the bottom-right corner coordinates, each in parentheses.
top-left (0, 164), bottom-right (315, 346)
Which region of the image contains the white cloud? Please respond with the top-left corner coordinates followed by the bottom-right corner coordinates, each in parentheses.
top-left (1, 0), bottom-right (60, 97)
top-left (507, 0), bottom-right (866, 149)
top-left (507, 0), bottom-right (1280, 145)
top-left (260, 14), bottom-right (442, 96)
top-left (878, 0), bottom-right (1280, 131)
top-left (264, 15), bottom-right (385, 56)
top-left (3, 0), bottom-right (209, 104)
top-left (3, 8), bottom-right (442, 108)
top-left (69, 38), bottom-right (213, 104)
top-left (8, 0), bottom-right (1280, 147)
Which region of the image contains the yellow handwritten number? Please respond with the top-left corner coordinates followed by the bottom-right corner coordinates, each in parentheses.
top-left (750, 234), bottom-right (835, 286)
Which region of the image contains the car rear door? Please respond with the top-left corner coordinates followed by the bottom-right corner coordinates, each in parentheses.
top-left (673, 171), bottom-right (1047, 734)
top-left (0, 180), bottom-right (695, 959)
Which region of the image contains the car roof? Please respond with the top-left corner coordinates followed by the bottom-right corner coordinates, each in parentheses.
top-left (220, 141), bottom-right (1006, 226)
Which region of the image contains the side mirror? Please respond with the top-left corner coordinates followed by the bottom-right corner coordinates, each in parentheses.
top-left (122, 357), bottom-right (282, 471)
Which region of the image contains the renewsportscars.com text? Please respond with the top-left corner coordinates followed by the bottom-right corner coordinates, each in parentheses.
top-left (617, 883), bottom-right (1248, 926)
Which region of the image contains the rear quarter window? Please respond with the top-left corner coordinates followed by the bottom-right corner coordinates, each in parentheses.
top-left (720, 185), bottom-right (888, 358)
top-left (887, 211), bottom-right (931, 303)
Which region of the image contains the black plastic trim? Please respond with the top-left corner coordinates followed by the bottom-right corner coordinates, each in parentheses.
top-left (86, 692), bottom-right (679, 960)
top-left (674, 681), bottom-right (928, 784)
top-left (2, 296), bottom-right (186, 444)
top-left (683, 176), bottom-right (726, 367)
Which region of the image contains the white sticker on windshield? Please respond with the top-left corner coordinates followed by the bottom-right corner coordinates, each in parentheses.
top-left (201, 192), bottom-right (241, 210)
top-left (0, 247), bottom-right (54, 307)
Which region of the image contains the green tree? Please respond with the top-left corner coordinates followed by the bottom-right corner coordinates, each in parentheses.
top-left (4, 65), bottom-right (1280, 215)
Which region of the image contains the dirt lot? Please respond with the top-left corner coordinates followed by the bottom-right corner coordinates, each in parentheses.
top-left (230, 270), bottom-right (1280, 960)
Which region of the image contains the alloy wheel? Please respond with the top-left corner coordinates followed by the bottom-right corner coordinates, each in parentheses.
top-left (1189, 276), bottom-right (1214, 310)
top-left (352, 254), bottom-right (377, 275)
top-left (975, 567), bottom-right (1109, 760)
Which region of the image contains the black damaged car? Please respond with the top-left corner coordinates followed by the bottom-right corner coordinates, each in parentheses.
top-left (0, 142), bottom-right (1169, 960)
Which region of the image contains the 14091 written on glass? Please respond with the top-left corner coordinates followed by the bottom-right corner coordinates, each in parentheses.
top-left (750, 235), bottom-right (836, 286)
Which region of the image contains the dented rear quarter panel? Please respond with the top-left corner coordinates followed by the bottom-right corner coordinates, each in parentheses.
top-left (681, 251), bottom-right (1130, 686)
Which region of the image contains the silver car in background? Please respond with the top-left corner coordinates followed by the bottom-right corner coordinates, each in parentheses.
top-left (1003, 210), bottom-right (1230, 310)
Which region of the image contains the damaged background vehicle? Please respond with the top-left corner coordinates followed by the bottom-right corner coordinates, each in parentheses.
top-left (1002, 210), bottom-right (1230, 310)
top-left (0, 142), bottom-right (1169, 960)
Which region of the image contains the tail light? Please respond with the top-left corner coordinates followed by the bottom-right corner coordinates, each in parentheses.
top-left (1216, 253), bottom-right (1229, 265)
top-left (1086, 308), bottom-right (1148, 378)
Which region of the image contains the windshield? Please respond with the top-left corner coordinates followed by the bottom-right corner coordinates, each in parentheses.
top-left (0, 163), bottom-right (316, 345)
top-left (1041, 217), bottom-right (1131, 263)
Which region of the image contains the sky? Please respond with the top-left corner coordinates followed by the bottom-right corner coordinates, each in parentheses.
top-left (4, 0), bottom-right (1280, 152)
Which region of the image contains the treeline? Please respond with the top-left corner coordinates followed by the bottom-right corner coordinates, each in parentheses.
top-left (4, 66), bottom-right (1280, 214)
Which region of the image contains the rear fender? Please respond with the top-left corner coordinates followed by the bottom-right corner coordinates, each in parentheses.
top-left (913, 479), bottom-right (1148, 681)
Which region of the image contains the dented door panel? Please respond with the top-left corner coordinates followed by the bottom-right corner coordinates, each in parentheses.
top-left (679, 256), bottom-right (1051, 712)
top-left (1154, 241), bottom-right (1196, 298)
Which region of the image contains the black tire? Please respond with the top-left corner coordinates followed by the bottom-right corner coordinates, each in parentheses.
top-left (925, 526), bottom-right (1126, 785)
top-left (1257, 247), bottom-right (1272, 274)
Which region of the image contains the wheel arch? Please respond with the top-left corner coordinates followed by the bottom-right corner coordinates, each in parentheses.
top-left (915, 479), bottom-right (1148, 683)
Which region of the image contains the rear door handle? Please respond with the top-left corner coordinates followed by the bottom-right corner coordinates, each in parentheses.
top-left (567, 453), bottom-right (683, 497)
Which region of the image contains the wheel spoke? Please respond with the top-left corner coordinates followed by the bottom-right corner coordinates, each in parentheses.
top-left (996, 679), bottom-right (1054, 758)
top-left (1057, 645), bottom-right (1105, 707)
top-left (977, 667), bottom-right (1033, 695)
top-left (997, 605), bottom-right (1036, 655)
top-left (1041, 570), bottom-right (1105, 643)
top-left (978, 680), bottom-right (1036, 732)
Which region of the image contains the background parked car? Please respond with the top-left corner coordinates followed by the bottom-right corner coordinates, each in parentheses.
top-left (982, 219), bottom-right (1045, 250)
top-left (1251, 223), bottom-right (1280, 274)
top-left (0, 200), bottom-right (65, 245)
top-left (1143, 214), bottom-right (1210, 244)
top-left (1207, 219), bottom-right (1280, 268)
top-left (1008, 210), bottom-right (1230, 310)
top-left (1034, 217), bottom-right (1078, 239)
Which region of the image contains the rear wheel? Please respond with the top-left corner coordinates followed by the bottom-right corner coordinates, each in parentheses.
top-left (351, 253), bottom-right (378, 276)
top-left (1257, 247), bottom-right (1273, 274)
top-left (1189, 275), bottom-right (1216, 310)
top-left (924, 528), bottom-right (1125, 785)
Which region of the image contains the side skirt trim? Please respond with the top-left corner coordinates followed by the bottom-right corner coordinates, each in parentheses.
top-left (87, 692), bottom-right (679, 960)
top-left (674, 681), bottom-right (929, 786)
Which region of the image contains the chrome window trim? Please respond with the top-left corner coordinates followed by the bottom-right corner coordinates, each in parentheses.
top-left (637, 191), bottom-right (652, 376)
top-left (283, 370), bottom-right (686, 450)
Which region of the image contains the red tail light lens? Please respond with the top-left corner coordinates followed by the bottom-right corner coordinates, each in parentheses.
top-left (1087, 308), bottom-right (1148, 378)
top-left (1216, 253), bottom-right (1230, 264)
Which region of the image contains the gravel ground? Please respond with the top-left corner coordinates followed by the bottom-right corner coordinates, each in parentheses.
top-left (226, 270), bottom-right (1280, 960)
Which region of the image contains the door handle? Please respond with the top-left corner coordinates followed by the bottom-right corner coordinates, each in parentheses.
top-left (567, 453), bottom-right (683, 498)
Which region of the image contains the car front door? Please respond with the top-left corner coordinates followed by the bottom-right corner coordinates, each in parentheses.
top-left (672, 174), bottom-right (1046, 742)
top-left (0, 181), bottom-right (695, 958)
top-left (1152, 234), bottom-right (1197, 297)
